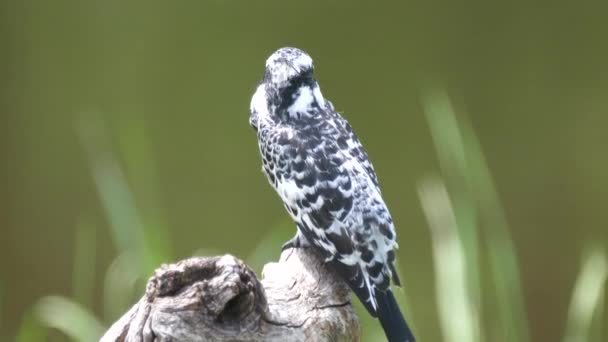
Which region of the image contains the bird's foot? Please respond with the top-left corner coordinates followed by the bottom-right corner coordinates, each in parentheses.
top-left (281, 235), bottom-right (311, 251)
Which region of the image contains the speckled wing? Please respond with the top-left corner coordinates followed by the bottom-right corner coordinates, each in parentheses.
top-left (266, 125), bottom-right (395, 316)
top-left (326, 102), bottom-right (381, 193)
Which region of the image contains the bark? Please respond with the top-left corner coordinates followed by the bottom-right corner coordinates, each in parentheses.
top-left (100, 248), bottom-right (360, 342)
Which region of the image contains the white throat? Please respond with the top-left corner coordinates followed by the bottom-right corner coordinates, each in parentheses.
top-left (287, 85), bottom-right (326, 117)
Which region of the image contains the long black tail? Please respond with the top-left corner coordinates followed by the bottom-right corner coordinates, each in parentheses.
top-left (376, 290), bottom-right (416, 342)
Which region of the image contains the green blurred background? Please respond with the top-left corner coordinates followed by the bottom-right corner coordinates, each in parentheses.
top-left (1, 1), bottom-right (607, 341)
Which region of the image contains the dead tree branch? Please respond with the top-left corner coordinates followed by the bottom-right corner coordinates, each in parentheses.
top-left (100, 248), bottom-right (360, 342)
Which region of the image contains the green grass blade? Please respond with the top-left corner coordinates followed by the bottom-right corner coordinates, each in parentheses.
top-left (77, 113), bottom-right (149, 273)
top-left (459, 118), bottom-right (531, 342)
top-left (563, 247), bottom-right (608, 342)
top-left (116, 114), bottom-right (172, 268)
top-left (72, 221), bottom-right (97, 308)
top-left (103, 252), bottom-right (141, 322)
top-left (418, 177), bottom-right (479, 342)
top-left (422, 88), bottom-right (481, 305)
top-left (34, 296), bottom-right (105, 342)
top-left (422, 86), bottom-right (530, 341)
top-left (246, 219), bottom-right (293, 273)
top-left (15, 310), bottom-right (47, 342)
top-left (422, 87), bottom-right (482, 340)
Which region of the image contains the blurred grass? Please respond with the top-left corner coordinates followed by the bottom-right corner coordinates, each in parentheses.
top-left (418, 177), bottom-right (478, 342)
top-left (12, 91), bottom-right (606, 342)
top-left (72, 222), bottom-right (96, 309)
top-left (563, 247), bottom-right (607, 342)
top-left (78, 113), bottom-right (160, 275)
top-left (15, 311), bottom-right (47, 342)
top-left (246, 219), bottom-right (293, 273)
top-left (459, 110), bottom-right (530, 342)
top-left (422, 88), bottom-right (482, 342)
top-left (421, 87), bottom-right (531, 342)
top-left (419, 87), bottom-right (604, 342)
top-left (115, 114), bottom-right (172, 268)
top-left (13, 114), bottom-right (173, 341)
top-left (34, 297), bottom-right (104, 342)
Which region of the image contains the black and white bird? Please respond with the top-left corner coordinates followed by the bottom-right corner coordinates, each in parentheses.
top-left (249, 47), bottom-right (415, 342)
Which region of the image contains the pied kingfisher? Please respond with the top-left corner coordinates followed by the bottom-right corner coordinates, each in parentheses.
top-left (249, 47), bottom-right (415, 342)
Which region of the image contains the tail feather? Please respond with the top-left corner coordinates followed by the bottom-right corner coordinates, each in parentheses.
top-left (376, 290), bottom-right (416, 342)
top-left (322, 254), bottom-right (415, 341)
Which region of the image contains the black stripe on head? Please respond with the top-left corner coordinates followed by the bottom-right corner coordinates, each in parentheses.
top-left (266, 71), bottom-right (316, 113)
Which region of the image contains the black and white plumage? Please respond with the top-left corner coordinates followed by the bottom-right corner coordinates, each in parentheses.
top-left (249, 47), bottom-right (415, 342)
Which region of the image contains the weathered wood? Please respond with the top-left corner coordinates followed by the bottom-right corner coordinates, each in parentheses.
top-left (100, 248), bottom-right (360, 342)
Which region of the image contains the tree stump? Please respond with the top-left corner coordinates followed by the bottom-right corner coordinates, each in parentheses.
top-left (100, 248), bottom-right (360, 342)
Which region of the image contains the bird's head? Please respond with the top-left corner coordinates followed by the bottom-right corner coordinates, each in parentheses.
top-left (263, 47), bottom-right (314, 86)
top-left (250, 47), bottom-right (326, 130)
